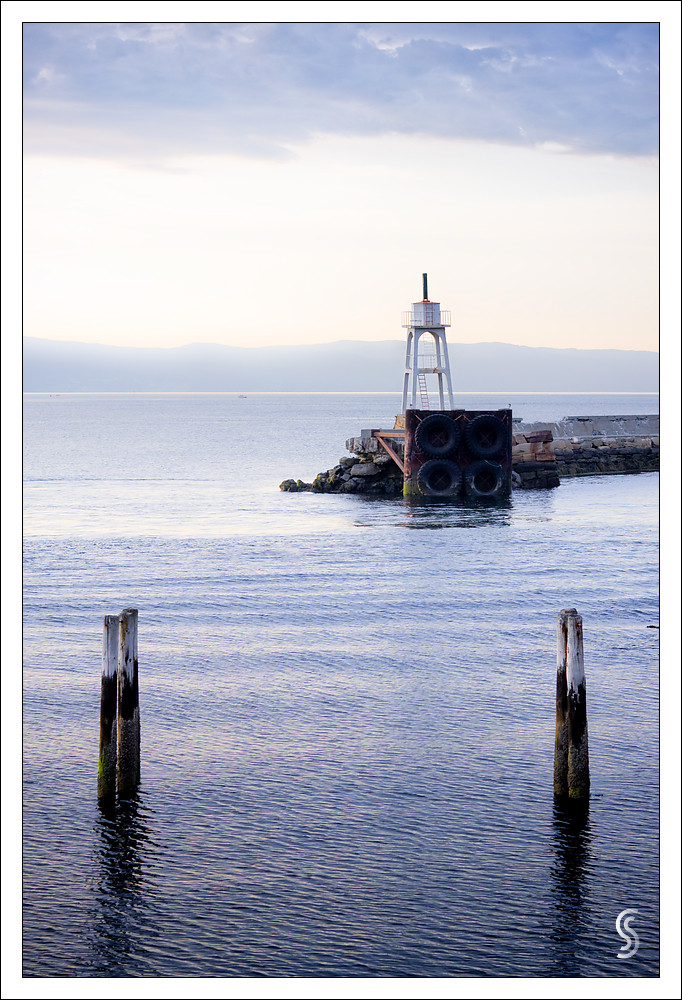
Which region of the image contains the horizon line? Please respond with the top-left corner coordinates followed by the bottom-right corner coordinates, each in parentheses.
top-left (22, 390), bottom-right (660, 397)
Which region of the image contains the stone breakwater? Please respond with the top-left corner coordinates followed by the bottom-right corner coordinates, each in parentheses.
top-left (516, 414), bottom-right (659, 487)
top-left (280, 414), bottom-right (659, 495)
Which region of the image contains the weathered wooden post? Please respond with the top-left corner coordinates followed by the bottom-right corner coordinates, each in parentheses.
top-left (554, 608), bottom-right (590, 801)
top-left (97, 614), bottom-right (119, 800)
top-left (117, 608), bottom-right (141, 796)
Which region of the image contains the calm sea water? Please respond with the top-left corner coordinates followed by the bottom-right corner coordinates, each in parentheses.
top-left (22, 393), bottom-right (659, 978)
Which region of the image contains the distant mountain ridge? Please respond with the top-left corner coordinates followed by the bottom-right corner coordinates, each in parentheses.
top-left (23, 337), bottom-right (659, 393)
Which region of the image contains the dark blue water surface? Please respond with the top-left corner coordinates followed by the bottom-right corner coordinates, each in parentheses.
top-left (22, 393), bottom-right (659, 978)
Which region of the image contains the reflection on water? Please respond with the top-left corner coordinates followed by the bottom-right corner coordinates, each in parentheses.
top-left (548, 801), bottom-right (593, 977)
top-left (353, 494), bottom-right (514, 530)
top-left (402, 495), bottom-right (513, 529)
top-left (89, 791), bottom-right (163, 976)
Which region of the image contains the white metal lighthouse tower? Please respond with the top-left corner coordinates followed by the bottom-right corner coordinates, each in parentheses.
top-left (401, 274), bottom-right (455, 412)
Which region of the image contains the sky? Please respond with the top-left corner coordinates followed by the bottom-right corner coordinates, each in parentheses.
top-left (14, 11), bottom-right (675, 352)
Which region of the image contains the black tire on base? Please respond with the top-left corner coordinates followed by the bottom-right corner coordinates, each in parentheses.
top-left (417, 459), bottom-right (463, 496)
top-left (464, 414), bottom-right (506, 458)
top-left (465, 460), bottom-right (506, 498)
top-left (415, 413), bottom-right (460, 457)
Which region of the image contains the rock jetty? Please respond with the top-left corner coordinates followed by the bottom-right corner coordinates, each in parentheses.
top-left (280, 452), bottom-right (403, 496)
top-left (280, 414), bottom-right (658, 495)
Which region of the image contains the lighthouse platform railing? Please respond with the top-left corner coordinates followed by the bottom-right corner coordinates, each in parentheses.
top-left (401, 310), bottom-right (451, 328)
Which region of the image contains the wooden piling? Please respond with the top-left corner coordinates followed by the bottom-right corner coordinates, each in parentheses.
top-left (554, 608), bottom-right (590, 801)
top-left (97, 615), bottom-right (119, 800)
top-left (117, 608), bottom-right (140, 796)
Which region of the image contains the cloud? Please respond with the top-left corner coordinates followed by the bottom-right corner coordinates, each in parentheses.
top-left (22, 21), bottom-right (659, 160)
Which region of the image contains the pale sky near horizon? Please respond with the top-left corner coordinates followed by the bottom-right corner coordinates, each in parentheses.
top-left (18, 12), bottom-right (671, 353)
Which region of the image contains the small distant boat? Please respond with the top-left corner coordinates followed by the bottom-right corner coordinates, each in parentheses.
top-left (238, 394), bottom-right (247, 398)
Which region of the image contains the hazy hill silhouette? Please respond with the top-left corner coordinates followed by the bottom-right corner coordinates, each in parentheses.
top-left (23, 337), bottom-right (658, 392)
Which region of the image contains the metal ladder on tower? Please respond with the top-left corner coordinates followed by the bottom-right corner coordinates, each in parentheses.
top-left (418, 372), bottom-right (430, 409)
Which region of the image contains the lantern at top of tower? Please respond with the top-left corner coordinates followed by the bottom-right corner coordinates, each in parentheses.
top-left (402, 273), bottom-right (450, 329)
